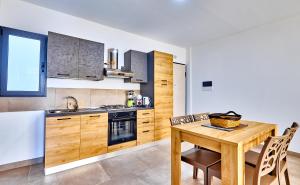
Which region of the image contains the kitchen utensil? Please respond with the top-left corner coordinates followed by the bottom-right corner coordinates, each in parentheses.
top-left (108, 48), bottom-right (118, 69)
top-left (142, 97), bottom-right (151, 107)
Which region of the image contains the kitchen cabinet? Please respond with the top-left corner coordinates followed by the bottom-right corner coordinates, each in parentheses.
top-left (47, 32), bottom-right (104, 80)
top-left (78, 39), bottom-right (104, 80)
top-left (45, 115), bottom-right (81, 168)
top-left (47, 32), bottom-right (79, 79)
top-left (80, 113), bottom-right (108, 159)
top-left (137, 109), bottom-right (154, 145)
top-left (141, 51), bottom-right (173, 141)
top-left (124, 50), bottom-right (148, 83)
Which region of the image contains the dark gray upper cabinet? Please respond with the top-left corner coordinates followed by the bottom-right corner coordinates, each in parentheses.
top-left (47, 32), bottom-right (105, 81)
top-left (124, 50), bottom-right (148, 83)
top-left (78, 39), bottom-right (104, 81)
top-left (47, 32), bottom-right (79, 79)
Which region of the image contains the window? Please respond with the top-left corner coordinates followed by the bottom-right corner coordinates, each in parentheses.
top-left (0, 27), bottom-right (47, 97)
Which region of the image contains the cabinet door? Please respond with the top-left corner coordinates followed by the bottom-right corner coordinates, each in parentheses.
top-left (80, 113), bottom-right (108, 159)
top-left (131, 51), bottom-right (147, 83)
top-left (137, 109), bottom-right (154, 145)
top-left (78, 39), bottom-right (104, 81)
top-left (154, 51), bottom-right (173, 140)
top-left (47, 32), bottom-right (79, 79)
top-left (124, 50), bottom-right (147, 83)
top-left (45, 116), bottom-right (81, 168)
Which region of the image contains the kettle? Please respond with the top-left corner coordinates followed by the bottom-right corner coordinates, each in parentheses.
top-left (142, 97), bottom-right (151, 107)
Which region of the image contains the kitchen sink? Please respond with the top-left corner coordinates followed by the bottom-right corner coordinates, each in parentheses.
top-left (48, 109), bottom-right (78, 114)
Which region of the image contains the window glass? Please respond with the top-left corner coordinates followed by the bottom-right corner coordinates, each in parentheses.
top-left (7, 35), bottom-right (41, 91)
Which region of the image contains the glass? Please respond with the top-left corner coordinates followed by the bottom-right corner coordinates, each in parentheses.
top-left (109, 119), bottom-right (136, 145)
top-left (7, 35), bottom-right (41, 91)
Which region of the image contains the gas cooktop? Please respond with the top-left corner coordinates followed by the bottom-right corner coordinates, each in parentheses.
top-left (99, 105), bottom-right (136, 112)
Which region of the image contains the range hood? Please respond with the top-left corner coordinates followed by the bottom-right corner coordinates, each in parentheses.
top-left (104, 68), bottom-right (134, 79)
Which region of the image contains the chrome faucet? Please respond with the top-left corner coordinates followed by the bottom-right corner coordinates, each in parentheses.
top-left (66, 96), bottom-right (78, 112)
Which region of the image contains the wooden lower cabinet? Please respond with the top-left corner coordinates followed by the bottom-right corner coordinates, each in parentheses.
top-left (45, 116), bottom-right (81, 168)
top-left (80, 113), bottom-right (108, 159)
top-left (137, 109), bottom-right (155, 145)
top-left (45, 113), bottom-right (108, 168)
top-left (108, 141), bottom-right (137, 153)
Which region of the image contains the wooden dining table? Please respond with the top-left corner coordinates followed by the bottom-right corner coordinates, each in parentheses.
top-left (171, 120), bottom-right (278, 185)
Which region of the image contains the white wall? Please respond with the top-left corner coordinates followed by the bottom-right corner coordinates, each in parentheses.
top-left (0, 111), bottom-right (45, 165)
top-left (190, 15), bottom-right (300, 153)
top-left (0, 0), bottom-right (186, 165)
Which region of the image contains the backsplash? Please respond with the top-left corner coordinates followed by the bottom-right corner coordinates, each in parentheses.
top-left (0, 88), bottom-right (137, 112)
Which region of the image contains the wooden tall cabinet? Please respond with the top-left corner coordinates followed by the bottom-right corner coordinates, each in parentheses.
top-left (141, 51), bottom-right (173, 140)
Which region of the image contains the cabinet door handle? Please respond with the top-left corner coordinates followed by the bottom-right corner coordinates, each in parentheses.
top-left (135, 79), bottom-right (143, 82)
top-left (161, 80), bottom-right (168, 86)
top-left (142, 121), bottom-right (150, 124)
top-left (89, 115), bottom-right (100, 118)
top-left (86, 75), bottom-right (97, 78)
top-left (57, 73), bottom-right (70, 76)
top-left (142, 113), bottom-right (150, 115)
top-left (143, 130), bottom-right (150, 133)
top-left (57, 118), bottom-right (71, 121)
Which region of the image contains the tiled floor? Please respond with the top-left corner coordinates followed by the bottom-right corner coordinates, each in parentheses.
top-left (0, 141), bottom-right (299, 185)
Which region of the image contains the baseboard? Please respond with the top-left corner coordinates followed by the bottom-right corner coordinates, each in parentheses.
top-left (288, 151), bottom-right (300, 158)
top-left (0, 157), bottom-right (43, 172)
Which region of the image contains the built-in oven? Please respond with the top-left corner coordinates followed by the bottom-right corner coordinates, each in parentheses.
top-left (108, 111), bottom-right (137, 146)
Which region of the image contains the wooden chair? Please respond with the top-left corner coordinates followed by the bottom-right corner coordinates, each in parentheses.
top-left (193, 113), bottom-right (210, 122)
top-left (207, 129), bottom-right (290, 185)
top-left (170, 115), bottom-right (194, 125)
top-left (170, 114), bottom-right (221, 185)
top-left (245, 122), bottom-right (299, 185)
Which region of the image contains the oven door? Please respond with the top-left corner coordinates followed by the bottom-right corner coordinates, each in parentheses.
top-left (108, 117), bottom-right (137, 146)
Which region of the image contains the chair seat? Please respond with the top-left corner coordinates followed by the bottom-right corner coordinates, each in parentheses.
top-left (208, 162), bottom-right (278, 185)
top-left (245, 150), bottom-right (260, 167)
top-left (181, 148), bottom-right (221, 170)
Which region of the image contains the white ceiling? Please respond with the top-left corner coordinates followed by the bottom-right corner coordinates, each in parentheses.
top-left (22, 0), bottom-right (300, 47)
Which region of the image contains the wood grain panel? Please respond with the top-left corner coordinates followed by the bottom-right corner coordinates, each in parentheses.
top-left (80, 113), bottom-right (108, 159)
top-left (107, 141), bottom-right (137, 153)
top-left (45, 116), bottom-right (81, 168)
top-left (153, 51), bottom-right (173, 141)
top-left (155, 127), bottom-right (171, 141)
top-left (137, 109), bottom-right (154, 119)
top-left (137, 130), bottom-right (154, 145)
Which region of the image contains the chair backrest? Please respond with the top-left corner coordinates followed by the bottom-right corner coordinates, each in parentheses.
top-left (280, 122), bottom-right (299, 161)
top-left (193, 113), bottom-right (209, 122)
top-left (253, 129), bottom-right (290, 185)
top-left (170, 115), bottom-right (194, 126)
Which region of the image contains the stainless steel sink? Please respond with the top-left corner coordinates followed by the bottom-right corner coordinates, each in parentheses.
top-left (48, 109), bottom-right (77, 114)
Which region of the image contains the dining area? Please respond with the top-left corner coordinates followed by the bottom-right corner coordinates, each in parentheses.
top-left (170, 112), bottom-right (299, 185)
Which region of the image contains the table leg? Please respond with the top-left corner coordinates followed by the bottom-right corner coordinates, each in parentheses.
top-left (171, 129), bottom-right (181, 185)
top-left (221, 143), bottom-right (245, 185)
top-left (272, 127), bottom-right (278, 136)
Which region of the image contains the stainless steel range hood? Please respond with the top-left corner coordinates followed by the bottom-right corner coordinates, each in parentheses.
top-left (104, 68), bottom-right (134, 79)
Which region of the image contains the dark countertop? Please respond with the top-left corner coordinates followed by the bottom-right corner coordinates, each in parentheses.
top-left (46, 107), bottom-right (154, 117)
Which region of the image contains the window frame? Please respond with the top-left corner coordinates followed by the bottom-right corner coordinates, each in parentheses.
top-left (0, 27), bottom-right (47, 97)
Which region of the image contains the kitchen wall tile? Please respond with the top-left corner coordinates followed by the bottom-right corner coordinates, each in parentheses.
top-left (7, 97), bottom-right (49, 112)
top-left (55, 88), bottom-right (91, 109)
top-left (0, 99), bottom-right (9, 112)
top-left (47, 88), bottom-right (56, 110)
top-left (90, 89), bottom-right (127, 106)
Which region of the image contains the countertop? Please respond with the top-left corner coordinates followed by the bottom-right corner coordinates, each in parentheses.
top-left (46, 107), bottom-right (154, 117)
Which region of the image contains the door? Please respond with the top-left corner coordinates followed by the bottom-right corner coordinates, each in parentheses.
top-left (78, 39), bottom-right (104, 81)
top-left (47, 32), bottom-right (79, 79)
top-left (173, 63), bottom-right (186, 116)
